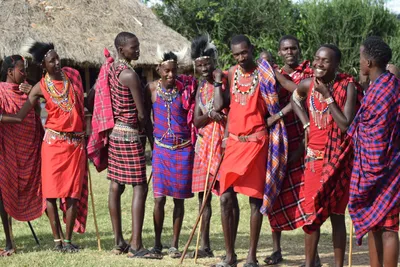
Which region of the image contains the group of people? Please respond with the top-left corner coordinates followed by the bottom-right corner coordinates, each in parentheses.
top-left (0, 31), bottom-right (398, 267)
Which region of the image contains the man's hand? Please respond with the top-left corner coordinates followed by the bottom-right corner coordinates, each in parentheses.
top-left (19, 83), bottom-right (32, 94)
top-left (314, 77), bottom-right (331, 98)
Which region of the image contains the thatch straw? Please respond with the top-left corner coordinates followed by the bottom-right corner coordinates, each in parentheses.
top-left (0, 0), bottom-right (191, 67)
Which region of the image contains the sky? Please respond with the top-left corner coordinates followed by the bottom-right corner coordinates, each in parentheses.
top-left (145, 0), bottom-right (400, 14)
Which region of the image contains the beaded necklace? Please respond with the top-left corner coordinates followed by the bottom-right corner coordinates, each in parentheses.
top-left (44, 71), bottom-right (75, 113)
top-left (156, 80), bottom-right (179, 139)
top-left (309, 75), bottom-right (336, 129)
top-left (199, 80), bottom-right (214, 113)
top-left (232, 66), bottom-right (259, 106)
top-left (118, 59), bottom-right (135, 72)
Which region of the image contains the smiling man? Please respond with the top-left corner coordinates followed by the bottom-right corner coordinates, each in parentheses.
top-left (291, 44), bottom-right (363, 267)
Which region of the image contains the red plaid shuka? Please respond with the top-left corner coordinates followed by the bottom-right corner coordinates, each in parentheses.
top-left (192, 80), bottom-right (226, 193)
top-left (302, 73), bottom-right (363, 233)
top-left (87, 49), bottom-right (115, 172)
top-left (348, 71), bottom-right (400, 245)
top-left (0, 82), bottom-right (45, 221)
top-left (268, 61), bottom-right (313, 230)
top-left (54, 67), bottom-right (88, 234)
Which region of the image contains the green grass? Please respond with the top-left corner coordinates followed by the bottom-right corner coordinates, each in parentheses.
top-left (1, 164), bottom-right (370, 266)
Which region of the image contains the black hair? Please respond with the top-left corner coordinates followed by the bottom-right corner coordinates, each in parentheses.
top-left (230, 34), bottom-right (251, 47)
top-left (1, 55), bottom-right (24, 82)
top-left (362, 36), bottom-right (392, 68)
top-left (161, 51), bottom-right (178, 62)
top-left (190, 35), bottom-right (217, 61)
top-left (114, 32), bottom-right (137, 49)
top-left (278, 35), bottom-right (300, 50)
top-left (28, 42), bottom-right (55, 64)
top-left (319, 44), bottom-right (342, 63)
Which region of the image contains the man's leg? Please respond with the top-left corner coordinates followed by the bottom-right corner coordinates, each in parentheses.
top-left (368, 230), bottom-right (384, 267)
top-left (153, 196), bottom-right (166, 248)
top-left (0, 198), bottom-right (13, 250)
top-left (46, 198), bottom-right (62, 248)
top-left (108, 181), bottom-right (127, 248)
top-left (246, 197), bottom-right (263, 264)
top-left (304, 229), bottom-right (320, 267)
top-left (171, 198), bottom-right (185, 249)
top-left (219, 190), bottom-right (238, 265)
top-left (65, 198), bottom-right (78, 244)
top-left (330, 214), bottom-right (346, 267)
top-left (382, 230), bottom-right (399, 267)
top-left (198, 192), bottom-right (212, 251)
top-left (272, 231), bottom-right (281, 253)
top-left (130, 183), bottom-right (148, 251)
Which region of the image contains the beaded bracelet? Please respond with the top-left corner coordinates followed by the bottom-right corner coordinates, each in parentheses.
top-left (325, 96), bottom-right (335, 105)
top-left (303, 122), bottom-right (310, 130)
top-left (207, 109), bottom-right (213, 118)
top-left (278, 111), bottom-right (284, 118)
top-left (213, 81), bottom-right (223, 87)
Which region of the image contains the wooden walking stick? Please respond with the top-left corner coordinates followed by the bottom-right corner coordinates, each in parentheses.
top-left (348, 222), bottom-right (354, 267)
top-left (194, 122), bottom-right (217, 263)
top-left (87, 161), bottom-right (102, 251)
top-left (27, 221), bottom-right (40, 246)
top-left (147, 171), bottom-right (153, 185)
top-left (180, 152), bottom-right (225, 264)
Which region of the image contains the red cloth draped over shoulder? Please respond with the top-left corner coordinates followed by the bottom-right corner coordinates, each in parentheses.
top-left (0, 82), bottom-right (45, 221)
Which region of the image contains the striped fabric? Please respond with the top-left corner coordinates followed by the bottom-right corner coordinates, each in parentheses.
top-left (152, 79), bottom-right (194, 199)
top-left (0, 82), bottom-right (45, 222)
top-left (348, 71), bottom-right (400, 245)
top-left (108, 138), bottom-right (146, 185)
top-left (87, 48), bottom-right (115, 172)
top-left (258, 59), bottom-right (289, 215)
top-left (302, 73), bottom-right (363, 234)
top-left (192, 80), bottom-right (226, 193)
top-left (268, 61), bottom-right (313, 231)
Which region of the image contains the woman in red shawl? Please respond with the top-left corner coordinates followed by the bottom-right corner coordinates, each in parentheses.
top-left (1, 42), bottom-right (87, 253)
top-left (0, 55), bottom-right (44, 256)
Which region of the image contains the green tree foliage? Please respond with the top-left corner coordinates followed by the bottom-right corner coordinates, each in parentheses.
top-left (153, 0), bottom-right (400, 76)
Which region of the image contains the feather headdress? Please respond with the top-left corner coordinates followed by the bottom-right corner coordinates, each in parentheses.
top-left (190, 34), bottom-right (218, 62)
top-left (156, 44), bottom-right (189, 66)
top-left (20, 38), bottom-right (55, 64)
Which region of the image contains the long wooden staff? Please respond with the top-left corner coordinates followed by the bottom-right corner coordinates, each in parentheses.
top-left (194, 122), bottom-right (217, 263)
top-left (87, 161), bottom-right (102, 251)
top-left (180, 152), bottom-right (225, 264)
top-left (348, 222), bottom-right (354, 267)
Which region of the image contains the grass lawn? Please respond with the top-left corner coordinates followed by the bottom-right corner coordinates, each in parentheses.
top-left (1, 164), bottom-right (371, 266)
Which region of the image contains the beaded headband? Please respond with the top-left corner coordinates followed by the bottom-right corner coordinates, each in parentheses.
top-left (44, 49), bottom-right (55, 58)
top-left (160, 59), bottom-right (177, 65)
top-left (194, 56), bottom-right (211, 62)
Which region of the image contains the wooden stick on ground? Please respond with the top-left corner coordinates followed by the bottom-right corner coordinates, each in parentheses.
top-left (194, 122), bottom-right (217, 263)
top-left (180, 153), bottom-right (225, 264)
top-left (348, 222), bottom-right (354, 267)
top-left (87, 162), bottom-right (102, 251)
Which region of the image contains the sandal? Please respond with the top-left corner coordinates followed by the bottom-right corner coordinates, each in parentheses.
top-left (219, 253), bottom-right (237, 260)
top-left (168, 247), bottom-right (182, 259)
top-left (264, 250), bottom-right (283, 265)
top-left (243, 261), bottom-right (259, 267)
top-left (0, 248), bottom-right (15, 257)
top-left (149, 246), bottom-right (163, 257)
top-left (111, 243), bottom-right (130, 255)
top-left (127, 248), bottom-right (163, 259)
top-left (213, 260), bottom-right (238, 267)
top-left (186, 247), bottom-right (214, 258)
top-left (63, 243), bottom-right (79, 253)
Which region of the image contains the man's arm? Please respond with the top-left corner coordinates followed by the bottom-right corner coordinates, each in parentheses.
top-left (314, 78), bottom-right (357, 133)
top-left (290, 79), bottom-right (311, 127)
top-left (144, 83), bottom-right (154, 150)
top-left (275, 70), bottom-right (297, 92)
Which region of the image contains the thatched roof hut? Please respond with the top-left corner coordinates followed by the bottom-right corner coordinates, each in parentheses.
top-left (0, 0), bottom-right (192, 90)
top-left (0, 0), bottom-right (191, 67)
